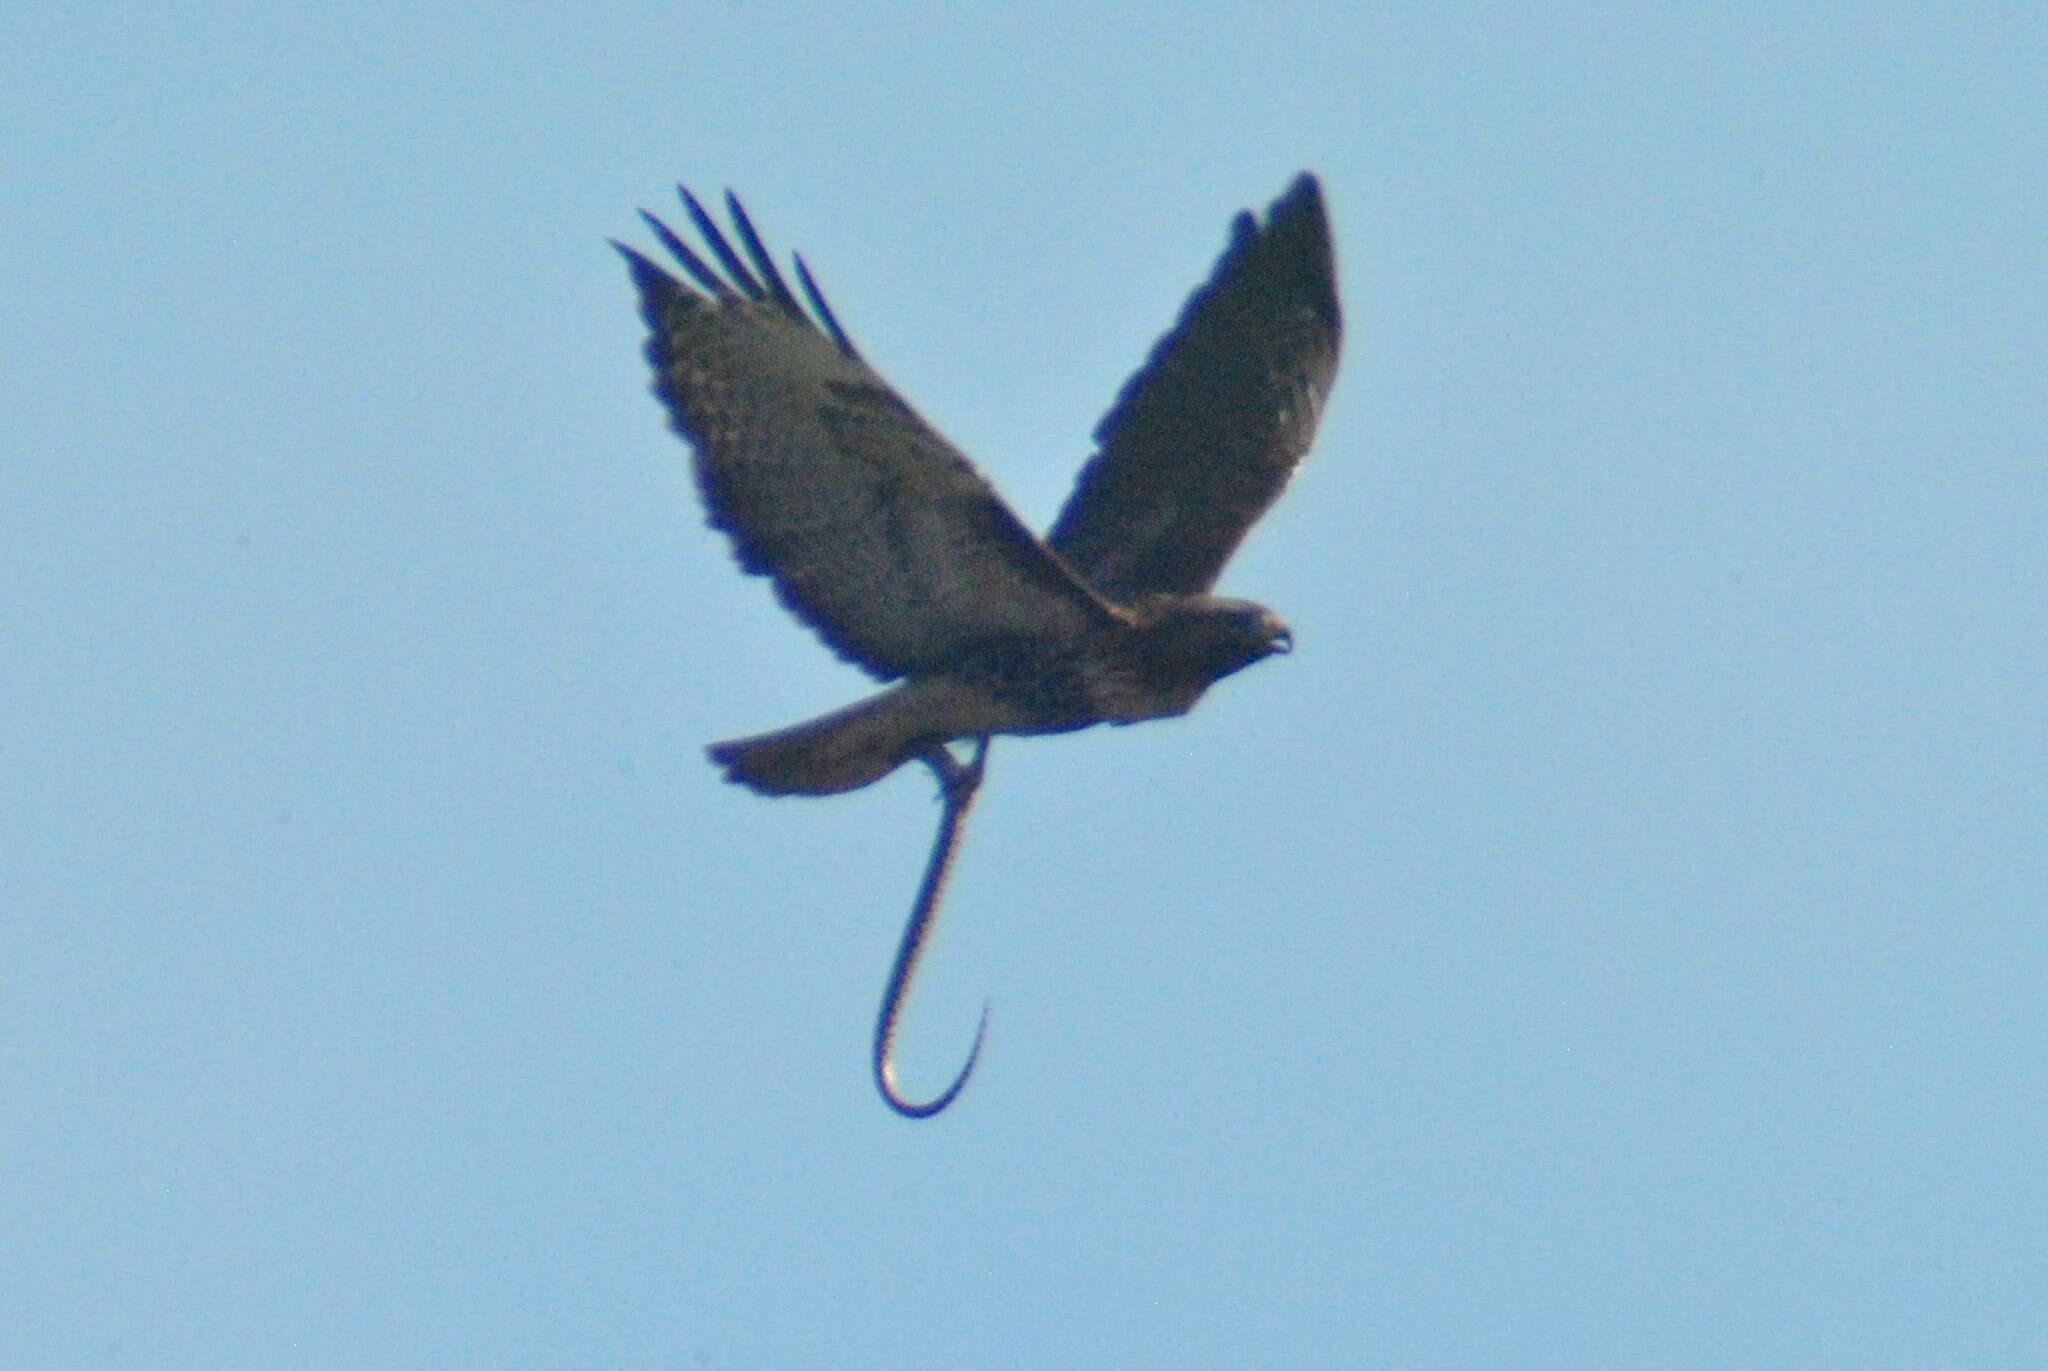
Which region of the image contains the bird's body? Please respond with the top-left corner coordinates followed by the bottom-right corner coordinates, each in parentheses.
top-left (705, 593), bottom-right (1292, 794)
top-left (616, 177), bottom-right (1339, 795)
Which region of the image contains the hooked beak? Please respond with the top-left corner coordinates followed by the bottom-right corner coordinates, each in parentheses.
top-left (1268, 626), bottom-right (1294, 656)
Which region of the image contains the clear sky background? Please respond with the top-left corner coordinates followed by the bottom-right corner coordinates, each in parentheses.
top-left (4, 4), bottom-right (2043, 1367)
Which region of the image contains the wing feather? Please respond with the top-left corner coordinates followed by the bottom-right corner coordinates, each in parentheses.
top-left (620, 190), bottom-right (1122, 682)
top-left (1048, 173), bottom-right (1342, 601)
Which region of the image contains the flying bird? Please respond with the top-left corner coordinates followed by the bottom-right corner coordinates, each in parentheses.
top-left (617, 175), bottom-right (1341, 1114)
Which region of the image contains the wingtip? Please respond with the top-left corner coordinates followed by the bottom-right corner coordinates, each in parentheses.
top-left (611, 237), bottom-right (675, 295)
top-left (1272, 171), bottom-right (1326, 221)
top-left (675, 184), bottom-right (765, 298)
top-left (1264, 173), bottom-right (1337, 323)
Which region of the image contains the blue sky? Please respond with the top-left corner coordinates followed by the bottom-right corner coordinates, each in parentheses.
top-left (4, 4), bottom-right (2044, 1366)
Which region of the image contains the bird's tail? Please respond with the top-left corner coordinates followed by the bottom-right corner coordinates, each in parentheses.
top-left (708, 684), bottom-right (946, 796)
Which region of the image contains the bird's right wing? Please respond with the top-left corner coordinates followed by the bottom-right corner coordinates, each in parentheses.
top-left (617, 189), bottom-right (1121, 682)
top-left (1048, 174), bottom-right (1341, 602)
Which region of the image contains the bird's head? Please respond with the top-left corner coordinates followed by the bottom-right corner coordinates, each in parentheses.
top-left (1133, 594), bottom-right (1294, 690)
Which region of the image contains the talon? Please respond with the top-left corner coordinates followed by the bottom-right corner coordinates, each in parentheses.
top-left (916, 737), bottom-right (989, 803)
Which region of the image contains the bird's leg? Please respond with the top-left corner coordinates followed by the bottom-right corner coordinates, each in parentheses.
top-left (915, 735), bottom-right (990, 805)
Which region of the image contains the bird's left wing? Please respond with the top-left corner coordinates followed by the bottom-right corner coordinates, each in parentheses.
top-left (617, 189), bottom-right (1122, 683)
top-left (1048, 174), bottom-right (1341, 602)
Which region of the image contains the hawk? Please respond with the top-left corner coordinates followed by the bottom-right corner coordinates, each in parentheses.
top-left (616, 176), bottom-right (1340, 795)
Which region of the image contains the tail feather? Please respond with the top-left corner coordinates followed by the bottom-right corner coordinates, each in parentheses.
top-left (709, 684), bottom-right (938, 796)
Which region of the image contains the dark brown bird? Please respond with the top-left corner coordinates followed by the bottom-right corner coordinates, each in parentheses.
top-left (615, 176), bottom-right (1341, 796)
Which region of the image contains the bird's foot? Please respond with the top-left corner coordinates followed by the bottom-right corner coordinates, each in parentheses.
top-left (915, 736), bottom-right (990, 805)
